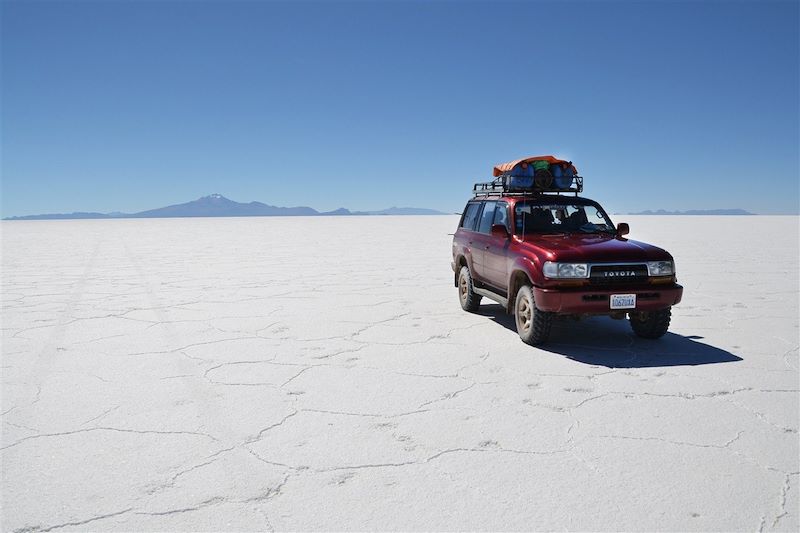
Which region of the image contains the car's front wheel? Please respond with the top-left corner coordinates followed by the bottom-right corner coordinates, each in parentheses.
top-left (514, 285), bottom-right (552, 345)
top-left (629, 308), bottom-right (671, 339)
top-left (458, 265), bottom-right (482, 312)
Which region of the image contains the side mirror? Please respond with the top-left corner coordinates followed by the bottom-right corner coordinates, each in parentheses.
top-left (491, 224), bottom-right (510, 239)
top-left (617, 222), bottom-right (630, 237)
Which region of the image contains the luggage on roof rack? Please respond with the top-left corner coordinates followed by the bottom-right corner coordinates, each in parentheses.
top-left (493, 155), bottom-right (578, 177)
top-left (474, 155), bottom-right (583, 196)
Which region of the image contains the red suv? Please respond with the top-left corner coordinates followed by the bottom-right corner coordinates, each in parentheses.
top-left (451, 156), bottom-right (683, 345)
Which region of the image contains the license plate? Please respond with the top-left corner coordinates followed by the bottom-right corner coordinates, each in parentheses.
top-left (610, 294), bottom-right (636, 309)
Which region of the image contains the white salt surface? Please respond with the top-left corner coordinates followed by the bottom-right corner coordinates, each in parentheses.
top-left (1, 215), bottom-right (798, 531)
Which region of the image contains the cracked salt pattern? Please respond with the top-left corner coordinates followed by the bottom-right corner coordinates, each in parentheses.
top-left (1, 215), bottom-right (798, 531)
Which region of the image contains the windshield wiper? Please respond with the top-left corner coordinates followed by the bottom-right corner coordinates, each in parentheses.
top-left (521, 232), bottom-right (565, 238)
top-left (577, 225), bottom-right (615, 235)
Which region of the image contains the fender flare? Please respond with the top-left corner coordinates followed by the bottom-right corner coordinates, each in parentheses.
top-left (453, 253), bottom-right (473, 287)
top-left (506, 256), bottom-right (541, 313)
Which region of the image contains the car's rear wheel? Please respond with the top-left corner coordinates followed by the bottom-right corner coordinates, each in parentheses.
top-left (458, 265), bottom-right (482, 312)
top-left (629, 308), bottom-right (671, 339)
top-left (514, 285), bottom-right (552, 345)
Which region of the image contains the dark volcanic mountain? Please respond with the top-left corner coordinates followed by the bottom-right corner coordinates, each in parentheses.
top-left (131, 194), bottom-right (318, 218)
top-left (4, 195), bottom-right (447, 220)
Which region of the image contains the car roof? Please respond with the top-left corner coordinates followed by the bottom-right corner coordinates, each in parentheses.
top-left (468, 195), bottom-right (599, 206)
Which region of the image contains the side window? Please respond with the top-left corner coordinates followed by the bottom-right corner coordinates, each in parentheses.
top-left (460, 203), bottom-right (481, 231)
top-left (477, 201), bottom-right (497, 234)
top-left (493, 203), bottom-right (509, 231)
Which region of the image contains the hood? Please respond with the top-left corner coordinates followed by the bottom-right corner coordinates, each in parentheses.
top-left (518, 233), bottom-right (671, 263)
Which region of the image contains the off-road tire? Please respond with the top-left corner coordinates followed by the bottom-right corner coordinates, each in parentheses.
top-left (629, 308), bottom-right (671, 339)
top-left (514, 285), bottom-right (553, 345)
top-left (458, 265), bottom-right (482, 312)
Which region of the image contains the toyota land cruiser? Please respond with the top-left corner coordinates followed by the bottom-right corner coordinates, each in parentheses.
top-left (451, 156), bottom-right (683, 345)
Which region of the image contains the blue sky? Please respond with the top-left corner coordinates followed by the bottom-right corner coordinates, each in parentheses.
top-left (2, 0), bottom-right (798, 216)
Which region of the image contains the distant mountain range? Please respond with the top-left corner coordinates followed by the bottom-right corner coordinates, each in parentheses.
top-left (3, 194), bottom-right (447, 220)
top-left (629, 208), bottom-right (754, 216)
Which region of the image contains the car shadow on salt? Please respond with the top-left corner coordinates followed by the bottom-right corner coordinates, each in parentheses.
top-left (478, 304), bottom-right (743, 368)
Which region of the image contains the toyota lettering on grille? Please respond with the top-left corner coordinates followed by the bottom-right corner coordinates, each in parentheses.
top-left (602, 270), bottom-right (638, 277)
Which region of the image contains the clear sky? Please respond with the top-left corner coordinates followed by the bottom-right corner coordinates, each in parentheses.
top-left (2, 0), bottom-right (798, 217)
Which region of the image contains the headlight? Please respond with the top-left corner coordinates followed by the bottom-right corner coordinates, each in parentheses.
top-left (647, 260), bottom-right (674, 276)
top-left (543, 261), bottom-right (589, 279)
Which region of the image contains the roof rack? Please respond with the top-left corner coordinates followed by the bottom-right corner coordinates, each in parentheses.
top-left (472, 175), bottom-right (584, 198)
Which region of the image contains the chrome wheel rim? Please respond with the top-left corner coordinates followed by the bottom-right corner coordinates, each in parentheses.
top-left (459, 273), bottom-right (468, 304)
top-left (517, 293), bottom-right (532, 332)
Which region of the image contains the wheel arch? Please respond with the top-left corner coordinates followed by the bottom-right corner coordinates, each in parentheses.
top-left (507, 269), bottom-right (533, 314)
top-left (454, 254), bottom-right (469, 287)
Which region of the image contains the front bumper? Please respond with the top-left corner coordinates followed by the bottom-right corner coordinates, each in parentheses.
top-left (533, 284), bottom-right (683, 314)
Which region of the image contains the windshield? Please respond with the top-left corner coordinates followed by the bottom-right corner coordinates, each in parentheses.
top-left (514, 201), bottom-right (615, 236)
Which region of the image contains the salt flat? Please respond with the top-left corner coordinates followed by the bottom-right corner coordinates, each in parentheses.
top-left (1, 215), bottom-right (798, 532)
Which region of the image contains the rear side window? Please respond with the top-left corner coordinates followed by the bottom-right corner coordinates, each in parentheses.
top-left (477, 201), bottom-right (497, 233)
top-left (460, 203), bottom-right (481, 230)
